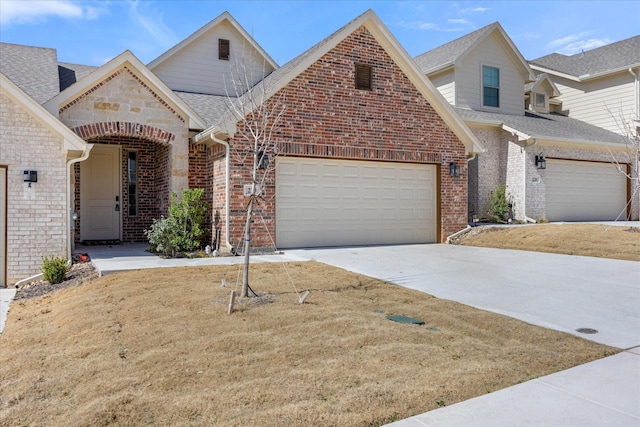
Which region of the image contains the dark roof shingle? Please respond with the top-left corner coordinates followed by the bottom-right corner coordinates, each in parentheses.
top-left (529, 35), bottom-right (640, 77)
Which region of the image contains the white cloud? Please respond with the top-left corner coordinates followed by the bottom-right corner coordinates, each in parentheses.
top-left (0, 0), bottom-right (98, 25)
top-left (127, 0), bottom-right (177, 48)
top-left (398, 20), bottom-right (438, 30)
top-left (558, 38), bottom-right (612, 55)
top-left (448, 18), bottom-right (470, 25)
top-left (548, 31), bottom-right (610, 54)
top-left (458, 6), bottom-right (490, 14)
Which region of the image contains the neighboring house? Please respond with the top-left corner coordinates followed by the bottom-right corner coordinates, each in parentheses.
top-left (0, 73), bottom-right (91, 287)
top-left (414, 22), bottom-right (638, 223)
top-left (529, 36), bottom-right (640, 135)
top-left (0, 10), bottom-right (483, 286)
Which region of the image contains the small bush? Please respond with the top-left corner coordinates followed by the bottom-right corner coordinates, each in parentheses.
top-left (487, 184), bottom-right (509, 223)
top-left (145, 188), bottom-right (209, 257)
top-left (41, 255), bottom-right (69, 284)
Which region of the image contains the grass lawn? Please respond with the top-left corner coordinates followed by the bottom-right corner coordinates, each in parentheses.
top-left (454, 223), bottom-right (640, 261)
top-left (0, 245), bottom-right (620, 426)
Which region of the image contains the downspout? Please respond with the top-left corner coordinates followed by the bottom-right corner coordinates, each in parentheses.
top-left (523, 138), bottom-right (537, 223)
top-left (194, 131), bottom-right (234, 253)
top-left (629, 68), bottom-right (639, 122)
top-left (66, 145), bottom-right (93, 264)
top-left (446, 152), bottom-right (478, 244)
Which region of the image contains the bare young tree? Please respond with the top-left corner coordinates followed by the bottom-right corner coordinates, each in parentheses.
top-left (223, 51), bottom-right (287, 298)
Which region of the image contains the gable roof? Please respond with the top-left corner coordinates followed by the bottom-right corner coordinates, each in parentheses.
top-left (0, 42), bottom-right (60, 104)
top-left (147, 11), bottom-right (278, 71)
top-left (44, 50), bottom-right (207, 130)
top-left (199, 9), bottom-right (484, 154)
top-left (524, 73), bottom-right (561, 97)
top-left (414, 22), bottom-right (535, 81)
top-left (530, 35), bottom-right (640, 80)
top-left (457, 108), bottom-right (627, 148)
top-left (1, 72), bottom-right (89, 155)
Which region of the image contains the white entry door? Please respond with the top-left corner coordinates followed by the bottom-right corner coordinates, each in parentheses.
top-left (81, 145), bottom-right (121, 240)
top-left (1, 167), bottom-right (6, 287)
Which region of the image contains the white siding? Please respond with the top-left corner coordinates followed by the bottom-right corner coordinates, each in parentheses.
top-left (430, 70), bottom-right (456, 105)
top-left (455, 34), bottom-right (526, 115)
top-left (151, 20), bottom-right (275, 96)
top-left (550, 72), bottom-right (636, 134)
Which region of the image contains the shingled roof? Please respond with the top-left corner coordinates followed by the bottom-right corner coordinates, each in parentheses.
top-left (457, 108), bottom-right (627, 146)
top-left (414, 22), bottom-right (496, 74)
top-left (529, 35), bottom-right (640, 79)
top-left (0, 42), bottom-right (60, 104)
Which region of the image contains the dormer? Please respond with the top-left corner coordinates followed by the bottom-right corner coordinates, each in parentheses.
top-left (524, 73), bottom-right (561, 114)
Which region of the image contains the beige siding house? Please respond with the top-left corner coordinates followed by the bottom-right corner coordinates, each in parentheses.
top-left (415, 23), bottom-right (638, 223)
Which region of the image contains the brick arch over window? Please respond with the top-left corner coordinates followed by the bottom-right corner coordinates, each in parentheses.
top-left (71, 122), bottom-right (175, 145)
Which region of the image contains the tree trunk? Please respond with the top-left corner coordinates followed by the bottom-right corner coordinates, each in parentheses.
top-left (241, 196), bottom-right (254, 298)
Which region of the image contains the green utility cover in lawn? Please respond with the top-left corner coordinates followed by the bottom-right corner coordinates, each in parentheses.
top-left (386, 315), bottom-right (425, 325)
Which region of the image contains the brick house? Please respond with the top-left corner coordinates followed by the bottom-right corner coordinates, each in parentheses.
top-left (0, 10), bottom-right (483, 285)
top-left (415, 23), bottom-right (638, 222)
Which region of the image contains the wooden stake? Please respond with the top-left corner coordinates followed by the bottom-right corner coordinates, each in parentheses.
top-left (299, 290), bottom-right (310, 304)
top-left (228, 291), bottom-right (236, 314)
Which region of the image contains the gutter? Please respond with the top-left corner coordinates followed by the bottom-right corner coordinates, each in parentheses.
top-left (194, 128), bottom-right (234, 253)
top-left (66, 145), bottom-right (93, 265)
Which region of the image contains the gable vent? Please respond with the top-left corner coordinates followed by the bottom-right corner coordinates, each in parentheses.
top-left (355, 63), bottom-right (372, 90)
top-left (219, 39), bottom-right (230, 61)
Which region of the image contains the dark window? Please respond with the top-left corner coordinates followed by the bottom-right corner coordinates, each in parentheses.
top-left (482, 65), bottom-right (500, 107)
top-left (355, 63), bottom-right (372, 90)
top-left (127, 151), bottom-right (137, 216)
top-left (219, 39), bottom-right (230, 60)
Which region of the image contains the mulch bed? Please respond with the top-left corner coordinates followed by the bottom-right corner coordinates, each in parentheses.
top-left (15, 257), bottom-right (100, 300)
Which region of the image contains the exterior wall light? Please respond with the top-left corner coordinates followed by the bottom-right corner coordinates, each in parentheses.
top-left (449, 162), bottom-right (460, 177)
top-left (23, 170), bottom-right (37, 187)
top-left (258, 151), bottom-right (269, 169)
top-left (535, 155), bottom-right (546, 169)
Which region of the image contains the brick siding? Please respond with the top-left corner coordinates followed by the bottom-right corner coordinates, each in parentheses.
top-left (215, 26), bottom-right (468, 249)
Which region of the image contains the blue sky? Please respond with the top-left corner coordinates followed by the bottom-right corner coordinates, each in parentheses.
top-left (1, 0), bottom-right (638, 67)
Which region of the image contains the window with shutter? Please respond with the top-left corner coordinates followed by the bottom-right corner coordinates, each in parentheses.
top-left (219, 39), bottom-right (230, 60)
top-left (355, 63), bottom-right (372, 90)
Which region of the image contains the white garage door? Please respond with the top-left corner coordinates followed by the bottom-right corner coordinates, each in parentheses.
top-left (545, 159), bottom-right (627, 221)
top-left (276, 157), bottom-right (437, 248)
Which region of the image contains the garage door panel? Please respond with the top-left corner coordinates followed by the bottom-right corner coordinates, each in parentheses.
top-left (276, 157), bottom-right (436, 248)
top-left (545, 160), bottom-right (626, 221)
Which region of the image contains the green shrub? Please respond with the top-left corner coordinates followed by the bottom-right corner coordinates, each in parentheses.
top-left (41, 255), bottom-right (69, 284)
top-left (487, 184), bottom-right (509, 223)
top-left (145, 188), bottom-right (209, 257)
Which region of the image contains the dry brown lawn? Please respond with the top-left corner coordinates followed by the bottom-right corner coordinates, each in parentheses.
top-left (454, 223), bottom-right (640, 261)
top-left (0, 260), bottom-right (617, 426)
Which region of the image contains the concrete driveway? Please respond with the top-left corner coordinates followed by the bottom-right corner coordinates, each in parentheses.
top-left (285, 244), bottom-right (640, 426)
top-left (287, 244), bottom-right (640, 348)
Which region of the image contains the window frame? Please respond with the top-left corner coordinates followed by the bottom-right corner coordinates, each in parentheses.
top-left (218, 38), bottom-right (230, 61)
top-left (127, 151), bottom-right (138, 217)
top-left (481, 64), bottom-right (500, 109)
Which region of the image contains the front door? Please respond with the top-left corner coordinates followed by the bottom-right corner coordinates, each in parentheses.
top-left (81, 145), bottom-right (121, 241)
top-left (1, 166), bottom-right (6, 287)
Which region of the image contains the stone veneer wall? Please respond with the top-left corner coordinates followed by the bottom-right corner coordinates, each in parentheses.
top-left (0, 93), bottom-right (69, 283)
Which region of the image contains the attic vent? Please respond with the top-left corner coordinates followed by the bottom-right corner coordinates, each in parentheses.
top-left (219, 39), bottom-right (230, 61)
top-left (355, 63), bottom-right (372, 90)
